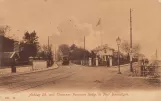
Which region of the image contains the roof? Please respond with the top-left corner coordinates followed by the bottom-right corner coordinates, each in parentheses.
top-left (0, 35), bottom-right (15, 42)
top-left (92, 44), bottom-right (114, 52)
top-left (2, 52), bottom-right (20, 59)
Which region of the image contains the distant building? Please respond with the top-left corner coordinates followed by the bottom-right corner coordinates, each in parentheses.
top-left (91, 44), bottom-right (115, 66)
top-left (92, 44), bottom-right (114, 61)
top-left (1, 52), bottom-right (20, 66)
top-left (0, 35), bottom-right (19, 66)
top-left (92, 44), bottom-right (131, 66)
top-left (0, 35), bottom-right (15, 52)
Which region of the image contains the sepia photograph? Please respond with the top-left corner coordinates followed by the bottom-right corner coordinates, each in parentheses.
top-left (0, 0), bottom-right (161, 101)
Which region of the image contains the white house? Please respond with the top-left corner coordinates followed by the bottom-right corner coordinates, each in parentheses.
top-left (92, 44), bottom-right (114, 66)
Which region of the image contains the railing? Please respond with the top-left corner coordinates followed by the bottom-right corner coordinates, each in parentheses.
top-left (71, 60), bottom-right (89, 66)
top-left (135, 60), bottom-right (161, 78)
top-left (71, 58), bottom-right (138, 67)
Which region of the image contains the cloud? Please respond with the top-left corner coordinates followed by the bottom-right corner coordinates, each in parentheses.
top-left (51, 17), bottom-right (102, 49)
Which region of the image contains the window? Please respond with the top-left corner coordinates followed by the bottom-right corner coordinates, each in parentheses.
top-left (104, 50), bottom-right (107, 53)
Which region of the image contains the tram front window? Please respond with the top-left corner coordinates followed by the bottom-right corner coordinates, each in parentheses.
top-left (62, 56), bottom-right (69, 65)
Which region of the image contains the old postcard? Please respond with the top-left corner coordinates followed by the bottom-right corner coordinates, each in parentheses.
top-left (0, 0), bottom-right (161, 101)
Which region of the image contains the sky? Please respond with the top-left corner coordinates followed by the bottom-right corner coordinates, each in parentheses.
top-left (0, 0), bottom-right (161, 59)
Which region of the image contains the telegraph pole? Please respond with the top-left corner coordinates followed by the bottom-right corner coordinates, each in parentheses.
top-left (100, 19), bottom-right (103, 47)
top-left (84, 36), bottom-right (85, 50)
top-left (130, 8), bottom-right (133, 72)
top-left (0, 35), bottom-right (3, 67)
top-left (84, 36), bottom-right (86, 65)
top-left (48, 36), bottom-right (50, 67)
top-left (48, 36), bottom-right (49, 50)
top-left (55, 46), bottom-right (57, 62)
top-left (156, 49), bottom-right (158, 60)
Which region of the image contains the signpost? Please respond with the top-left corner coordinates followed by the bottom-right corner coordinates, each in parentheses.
top-left (12, 41), bottom-right (20, 73)
top-left (14, 41), bottom-right (20, 52)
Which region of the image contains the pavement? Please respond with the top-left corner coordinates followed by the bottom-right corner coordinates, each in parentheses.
top-left (0, 63), bottom-right (59, 77)
top-left (0, 62), bottom-right (160, 95)
top-left (0, 62), bottom-right (160, 101)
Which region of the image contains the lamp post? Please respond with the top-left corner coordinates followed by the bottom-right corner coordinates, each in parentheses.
top-left (116, 37), bottom-right (121, 74)
top-left (130, 8), bottom-right (133, 72)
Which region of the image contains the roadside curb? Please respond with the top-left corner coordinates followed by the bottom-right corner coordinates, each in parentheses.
top-left (0, 64), bottom-right (59, 78)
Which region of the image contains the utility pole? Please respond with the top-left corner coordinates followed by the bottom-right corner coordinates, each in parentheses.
top-left (84, 36), bottom-right (86, 65)
top-left (48, 36), bottom-right (49, 50)
top-left (101, 36), bottom-right (102, 46)
top-left (55, 46), bottom-right (57, 62)
top-left (100, 19), bottom-right (103, 47)
top-left (156, 49), bottom-right (158, 60)
top-left (0, 35), bottom-right (3, 67)
top-left (84, 36), bottom-right (85, 50)
top-left (48, 36), bottom-right (50, 67)
top-left (130, 8), bottom-right (133, 72)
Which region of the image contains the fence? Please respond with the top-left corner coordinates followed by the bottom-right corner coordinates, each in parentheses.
top-left (1, 59), bottom-right (30, 67)
top-left (98, 57), bottom-right (138, 66)
top-left (32, 60), bottom-right (47, 70)
top-left (29, 57), bottom-right (54, 67)
top-left (71, 59), bottom-right (89, 66)
top-left (71, 57), bottom-right (138, 67)
top-left (112, 57), bottom-right (138, 66)
top-left (133, 60), bottom-right (161, 78)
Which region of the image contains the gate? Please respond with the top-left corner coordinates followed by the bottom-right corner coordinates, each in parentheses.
top-left (134, 59), bottom-right (161, 78)
top-left (143, 61), bottom-right (160, 78)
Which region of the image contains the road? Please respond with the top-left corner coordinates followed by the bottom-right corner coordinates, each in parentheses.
top-left (0, 63), bottom-right (160, 94)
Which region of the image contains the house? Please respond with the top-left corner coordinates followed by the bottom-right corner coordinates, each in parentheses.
top-left (92, 44), bottom-right (114, 61)
top-left (0, 35), bottom-right (20, 66)
top-left (0, 35), bottom-right (15, 52)
top-left (92, 44), bottom-right (114, 66)
top-left (0, 52), bottom-right (20, 66)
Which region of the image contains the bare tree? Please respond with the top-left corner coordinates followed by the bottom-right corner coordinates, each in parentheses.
top-left (0, 25), bottom-right (19, 40)
top-left (132, 43), bottom-right (141, 54)
top-left (120, 40), bottom-right (141, 55)
top-left (0, 25), bottom-right (10, 36)
top-left (42, 44), bottom-right (52, 53)
top-left (58, 44), bottom-right (70, 56)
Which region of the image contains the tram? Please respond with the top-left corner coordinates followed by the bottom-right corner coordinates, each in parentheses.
top-left (62, 55), bottom-right (69, 65)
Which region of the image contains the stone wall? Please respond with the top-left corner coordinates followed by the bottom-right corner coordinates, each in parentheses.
top-left (32, 60), bottom-right (47, 70)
